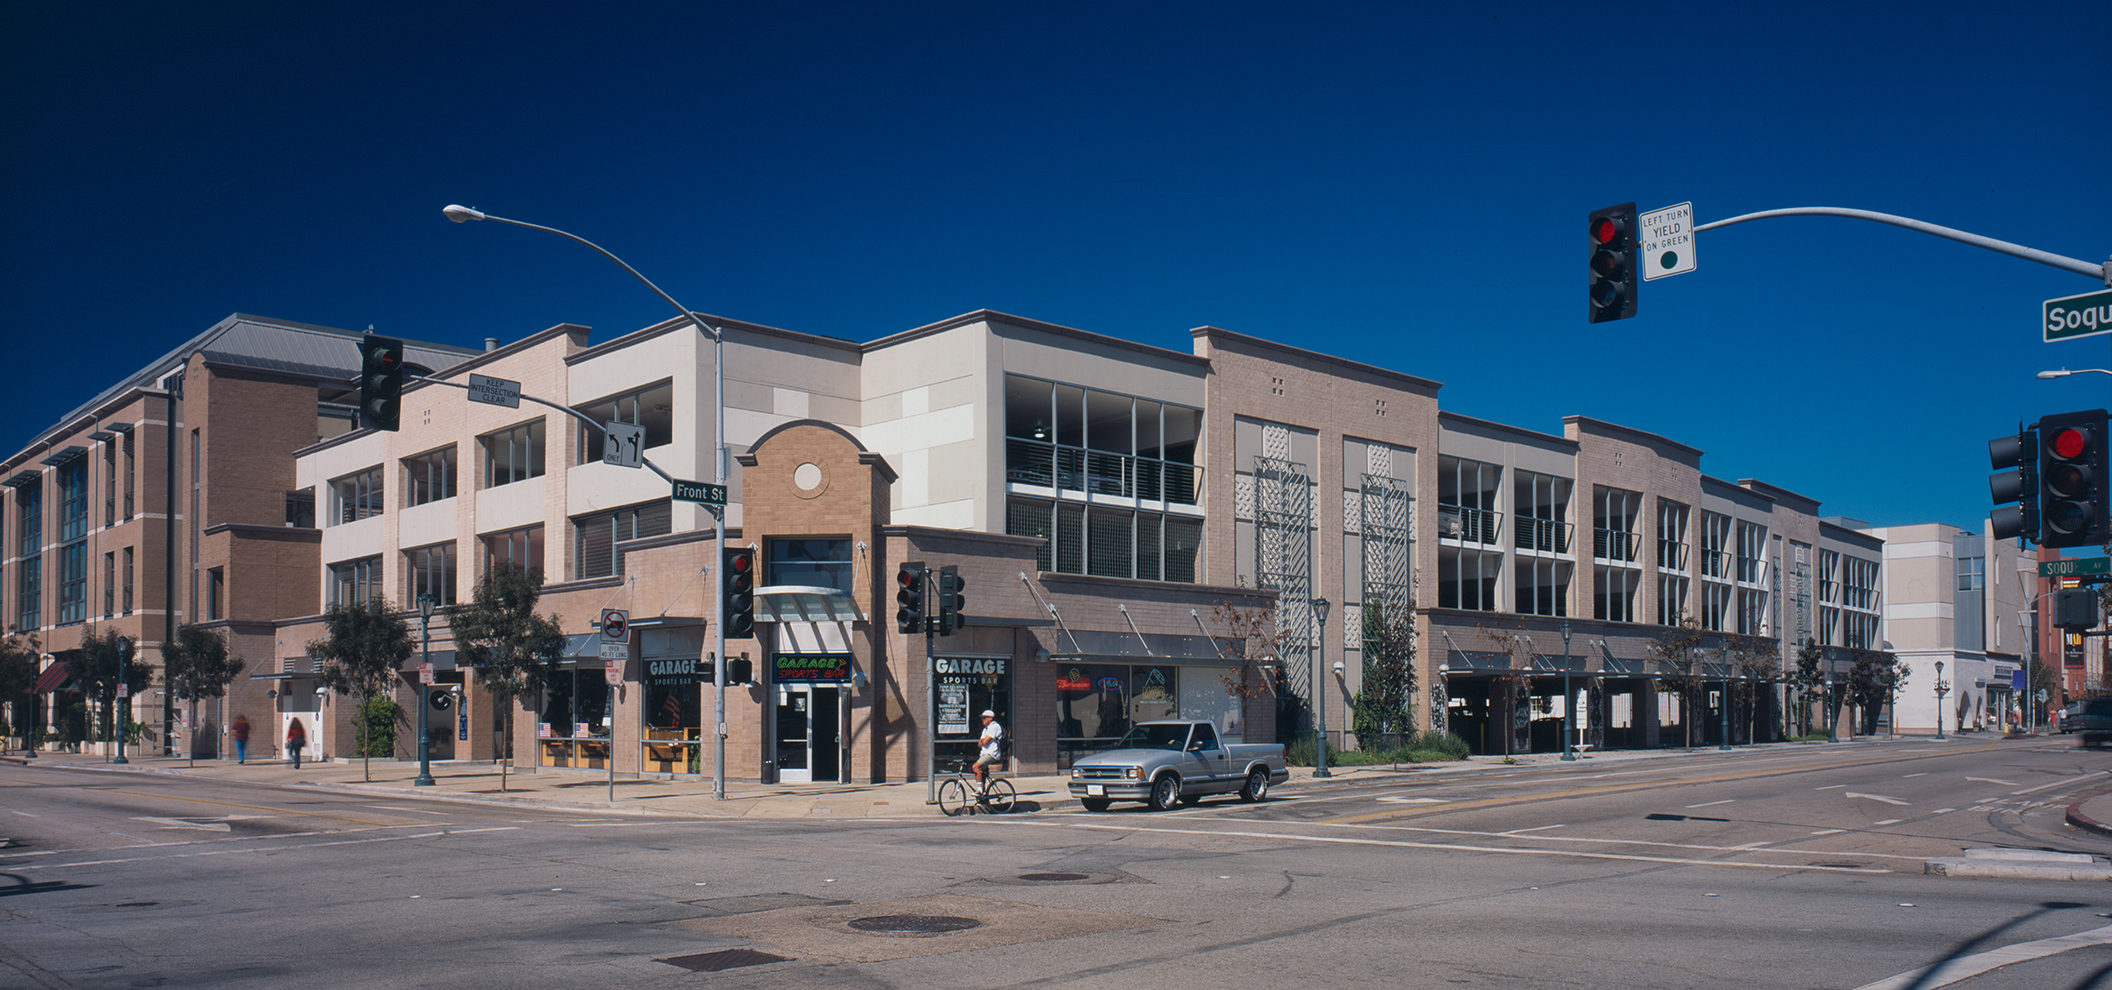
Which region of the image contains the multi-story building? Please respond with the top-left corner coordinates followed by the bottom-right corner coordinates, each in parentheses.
top-left (3, 315), bottom-right (479, 757)
top-left (1858, 520), bottom-right (2031, 733)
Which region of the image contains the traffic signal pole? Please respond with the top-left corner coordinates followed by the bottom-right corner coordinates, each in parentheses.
top-left (1695, 207), bottom-right (2112, 284)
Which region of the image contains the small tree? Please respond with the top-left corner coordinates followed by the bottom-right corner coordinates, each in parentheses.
top-left (1788, 638), bottom-right (1825, 738)
top-left (1208, 592), bottom-right (1286, 706)
top-left (310, 596), bottom-right (415, 781)
top-left (1351, 599), bottom-right (1418, 750)
top-left (449, 563), bottom-right (566, 792)
top-left (0, 629), bottom-right (39, 750)
top-left (159, 625), bottom-right (247, 765)
top-left (1649, 615), bottom-right (1708, 748)
top-left (1845, 647), bottom-right (1907, 735)
top-left (65, 626), bottom-right (154, 748)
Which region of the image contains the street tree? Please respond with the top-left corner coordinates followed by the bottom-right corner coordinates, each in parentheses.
top-left (159, 625), bottom-right (247, 765)
top-left (1649, 615), bottom-right (1708, 747)
top-left (309, 596), bottom-right (415, 781)
top-left (1845, 647), bottom-right (1908, 735)
top-left (64, 626), bottom-right (154, 748)
top-left (450, 562), bottom-right (566, 792)
top-left (0, 629), bottom-right (40, 750)
top-left (1351, 598), bottom-right (1419, 749)
top-left (1207, 590), bottom-right (1288, 706)
top-left (1789, 638), bottom-right (1825, 738)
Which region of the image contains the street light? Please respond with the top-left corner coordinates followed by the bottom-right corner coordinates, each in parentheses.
top-left (112, 636), bottom-right (131, 764)
top-left (1311, 597), bottom-right (1332, 779)
top-left (1934, 660), bottom-right (1947, 740)
top-left (2037, 368), bottom-right (2112, 379)
top-left (444, 205), bottom-right (733, 801)
top-left (415, 594), bottom-right (436, 787)
top-left (1560, 619), bottom-right (1575, 761)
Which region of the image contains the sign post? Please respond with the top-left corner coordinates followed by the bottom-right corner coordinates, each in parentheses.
top-left (599, 608), bottom-right (629, 802)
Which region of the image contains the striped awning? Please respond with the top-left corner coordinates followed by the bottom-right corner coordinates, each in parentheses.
top-left (33, 662), bottom-right (73, 694)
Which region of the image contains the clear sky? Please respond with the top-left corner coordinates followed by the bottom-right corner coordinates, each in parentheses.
top-left (5, 2), bottom-right (2108, 541)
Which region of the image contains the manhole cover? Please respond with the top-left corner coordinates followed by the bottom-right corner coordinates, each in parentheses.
top-left (847, 914), bottom-right (982, 935)
top-left (658, 948), bottom-right (790, 972)
top-left (1018, 872), bottom-right (1091, 882)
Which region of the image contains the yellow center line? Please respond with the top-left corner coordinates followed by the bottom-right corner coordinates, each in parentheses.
top-left (102, 789), bottom-right (399, 827)
top-left (1318, 741), bottom-right (2002, 825)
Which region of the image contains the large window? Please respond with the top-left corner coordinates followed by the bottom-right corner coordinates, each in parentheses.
top-left (572, 501), bottom-right (672, 580)
top-left (1002, 375), bottom-right (1202, 505)
top-left (1055, 662), bottom-right (1178, 767)
top-left (331, 466), bottom-right (385, 524)
top-left (769, 538), bottom-right (854, 595)
top-left (408, 542), bottom-right (457, 606)
top-left (483, 420), bottom-right (546, 488)
top-left (576, 381), bottom-right (674, 463)
top-left (330, 556), bottom-right (382, 606)
top-left (1006, 497), bottom-right (1201, 582)
top-left (1657, 498), bottom-right (1690, 626)
top-left (484, 525), bottom-right (544, 579)
top-left (404, 446), bottom-right (457, 506)
top-left (58, 543), bottom-right (86, 625)
top-left (1515, 472), bottom-right (1572, 620)
top-left (122, 546), bottom-right (133, 614)
top-left (57, 462), bottom-right (86, 625)
top-left (16, 482), bottom-right (39, 630)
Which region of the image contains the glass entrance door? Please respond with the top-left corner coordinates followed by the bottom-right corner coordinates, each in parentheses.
top-left (774, 685), bottom-right (841, 783)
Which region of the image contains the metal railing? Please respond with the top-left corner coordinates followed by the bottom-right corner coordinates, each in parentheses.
top-left (1515, 517), bottom-right (1573, 554)
top-left (1004, 437), bottom-right (1200, 505)
top-left (1593, 528), bottom-right (1641, 563)
top-left (1437, 504), bottom-right (1503, 545)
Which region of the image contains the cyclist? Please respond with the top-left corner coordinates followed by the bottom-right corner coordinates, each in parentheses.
top-left (973, 710), bottom-right (1004, 793)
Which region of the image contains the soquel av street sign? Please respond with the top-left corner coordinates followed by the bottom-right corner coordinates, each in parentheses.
top-left (2044, 288), bottom-right (2112, 342)
top-left (1640, 202), bottom-right (1696, 281)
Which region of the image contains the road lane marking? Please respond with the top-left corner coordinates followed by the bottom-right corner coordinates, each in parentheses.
top-left (1966, 777), bottom-right (2017, 786)
top-left (1503, 824), bottom-right (1565, 834)
top-left (1685, 800), bottom-right (1734, 809)
top-left (1816, 784), bottom-right (1846, 790)
top-left (1901, 773), bottom-right (1927, 778)
top-left (1873, 819), bottom-right (1903, 826)
top-left (1933, 808), bottom-right (1956, 813)
top-left (1334, 821), bottom-right (1928, 862)
top-left (1811, 829), bottom-right (1845, 835)
top-left (104, 789), bottom-right (396, 827)
top-left (1004, 820), bottom-right (1889, 873)
top-left (1843, 792), bottom-right (1909, 805)
top-left (1853, 923), bottom-right (2112, 990)
top-left (7, 826), bottom-right (518, 872)
top-left (2011, 770), bottom-right (2109, 796)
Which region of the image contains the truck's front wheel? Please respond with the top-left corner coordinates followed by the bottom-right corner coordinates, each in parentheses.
top-left (1148, 774), bottom-right (1182, 811)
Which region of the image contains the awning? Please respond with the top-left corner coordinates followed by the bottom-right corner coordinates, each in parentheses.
top-left (33, 662), bottom-right (72, 694)
top-left (757, 585), bottom-right (863, 623)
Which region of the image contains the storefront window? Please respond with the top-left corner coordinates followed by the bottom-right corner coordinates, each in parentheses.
top-left (933, 655), bottom-right (1011, 769)
top-left (1055, 663), bottom-right (1179, 766)
top-left (536, 666), bottom-right (611, 768)
top-left (639, 627), bottom-right (705, 774)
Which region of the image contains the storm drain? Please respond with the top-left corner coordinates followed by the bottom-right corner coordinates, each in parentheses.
top-left (1018, 872), bottom-right (1090, 882)
top-left (657, 948), bottom-right (791, 972)
top-left (847, 914), bottom-right (983, 936)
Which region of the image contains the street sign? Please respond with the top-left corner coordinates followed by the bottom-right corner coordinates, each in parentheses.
top-left (1639, 202), bottom-right (1696, 280)
top-left (418, 663), bottom-right (435, 685)
top-left (673, 480), bottom-right (728, 505)
top-left (604, 421), bottom-right (645, 468)
top-left (601, 608), bottom-right (629, 642)
top-left (2045, 288), bottom-right (2112, 342)
top-left (2041, 557), bottom-right (2110, 577)
top-left (604, 656), bottom-right (623, 686)
top-left (467, 374), bottom-right (522, 408)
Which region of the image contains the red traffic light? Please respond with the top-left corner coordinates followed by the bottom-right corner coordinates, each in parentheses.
top-left (1591, 215), bottom-right (1624, 245)
top-left (2051, 426), bottom-right (2089, 461)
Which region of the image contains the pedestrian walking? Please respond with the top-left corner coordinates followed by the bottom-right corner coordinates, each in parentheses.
top-left (287, 717), bottom-right (306, 769)
top-left (231, 715), bottom-right (251, 764)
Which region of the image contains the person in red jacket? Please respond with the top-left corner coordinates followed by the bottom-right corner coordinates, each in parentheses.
top-left (286, 717), bottom-right (307, 769)
top-left (231, 715), bottom-right (251, 764)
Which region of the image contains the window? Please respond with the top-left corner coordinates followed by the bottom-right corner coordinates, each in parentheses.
top-left (286, 487), bottom-right (316, 528)
top-left (17, 482), bottom-right (40, 630)
top-left (576, 381), bottom-right (674, 463)
top-left (1002, 374), bottom-right (1202, 505)
top-left (1735, 520), bottom-right (1769, 584)
top-left (1513, 470), bottom-right (1572, 554)
top-left (122, 546), bottom-right (133, 614)
top-left (483, 420), bottom-right (546, 488)
top-left (1657, 499), bottom-right (1690, 626)
top-left (331, 466), bottom-right (385, 524)
top-left (103, 441), bottom-right (116, 527)
top-left (57, 462), bottom-right (85, 625)
top-left (483, 525), bottom-right (544, 579)
top-left (1005, 497), bottom-right (1201, 582)
top-left (1957, 554), bottom-right (1985, 592)
top-left (207, 567), bottom-right (224, 621)
top-left (572, 500), bottom-right (672, 580)
top-left (404, 446), bottom-right (458, 506)
top-left (1698, 512), bottom-right (1731, 579)
top-left (769, 538), bottom-right (853, 595)
top-left (408, 542), bottom-right (457, 606)
top-left (1437, 456), bottom-right (1502, 544)
top-left (59, 461), bottom-right (86, 544)
top-left (103, 551), bottom-right (114, 618)
top-left (330, 556), bottom-right (382, 606)
top-left (123, 431), bottom-right (134, 520)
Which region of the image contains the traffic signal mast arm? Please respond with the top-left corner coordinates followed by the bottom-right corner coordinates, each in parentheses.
top-left (408, 375), bottom-right (685, 490)
top-left (1696, 207), bottom-right (2111, 285)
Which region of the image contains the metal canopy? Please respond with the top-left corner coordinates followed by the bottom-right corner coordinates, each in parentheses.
top-left (757, 585), bottom-right (863, 623)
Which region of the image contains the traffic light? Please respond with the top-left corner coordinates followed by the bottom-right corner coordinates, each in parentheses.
top-left (722, 547), bottom-right (756, 638)
top-left (1988, 425), bottom-right (2039, 541)
top-left (896, 562), bottom-right (927, 634)
top-left (1587, 203), bottom-right (1639, 323)
top-left (358, 333), bottom-right (407, 431)
top-left (2055, 587), bottom-right (2101, 631)
top-left (937, 565), bottom-right (967, 635)
top-left (2037, 408), bottom-right (2108, 548)
top-left (727, 656), bottom-right (753, 685)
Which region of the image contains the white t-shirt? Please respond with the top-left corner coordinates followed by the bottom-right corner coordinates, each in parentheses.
top-left (979, 720), bottom-right (1004, 760)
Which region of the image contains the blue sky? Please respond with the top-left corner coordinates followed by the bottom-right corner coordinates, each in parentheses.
top-left (5, 2), bottom-right (2108, 540)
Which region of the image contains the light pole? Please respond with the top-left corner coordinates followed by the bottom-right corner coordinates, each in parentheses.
top-left (1825, 653), bottom-right (1841, 743)
top-left (1311, 597), bottom-right (1332, 778)
top-left (1560, 619), bottom-right (1575, 761)
top-left (1934, 660), bottom-right (1947, 739)
top-left (416, 594), bottom-right (436, 787)
top-left (444, 205), bottom-right (732, 800)
top-left (2037, 368), bottom-right (2112, 378)
top-left (112, 636), bottom-right (131, 763)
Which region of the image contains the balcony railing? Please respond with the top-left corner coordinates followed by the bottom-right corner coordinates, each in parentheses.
top-left (1699, 547), bottom-right (1729, 578)
top-left (1593, 527), bottom-right (1641, 563)
top-left (1005, 437), bottom-right (1200, 506)
top-left (1514, 517), bottom-right (1573, 554)
top-left (1438, 503), bottom-right (1503, 545)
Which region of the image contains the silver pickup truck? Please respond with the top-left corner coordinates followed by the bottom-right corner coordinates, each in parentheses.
top-left (1067, 720), bottom-right (1289, 811)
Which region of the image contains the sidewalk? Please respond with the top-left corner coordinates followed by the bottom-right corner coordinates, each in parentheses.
top-left (10, 733), bottom-right (2105, 828)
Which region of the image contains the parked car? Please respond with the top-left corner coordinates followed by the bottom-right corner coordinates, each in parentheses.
top-left (2075, 698), bottom-right (2112, 749)
top-left (2058, 702), bottom-right (2085, 734)
top-left (1068, 720), bottom-right (1288, 812)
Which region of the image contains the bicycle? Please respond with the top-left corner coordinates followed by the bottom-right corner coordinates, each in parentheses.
top-left (936, 759), bottom-right (1015, 816)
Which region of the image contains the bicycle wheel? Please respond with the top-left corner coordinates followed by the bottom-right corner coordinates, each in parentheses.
top-left (983, 778), bottom-right (1016, 814)
top-left (937, 778), bottom-right (970, 817)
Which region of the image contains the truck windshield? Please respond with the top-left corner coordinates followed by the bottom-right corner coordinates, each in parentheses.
top-left (1116, 724), bottom-right (1190, 750)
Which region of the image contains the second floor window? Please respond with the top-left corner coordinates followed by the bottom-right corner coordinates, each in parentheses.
top-left (577, 381), bottom-right (674, 463)
top-left (408, 542), bottom-right (457, 606)
top-left (769, 538), bottom-right (854, 595)
top-left (405, 446), bottom-right (458, 506)
top-left (484, 420), bottom-right (546, 488)
top-left (572, 501), bottom-right (671, 580)
top-left (332, 467), bottom-right (385, 524)
top-left (483, 525), bottom-right (544, 579)
top-left (330, 556), bottom-right (382, 606)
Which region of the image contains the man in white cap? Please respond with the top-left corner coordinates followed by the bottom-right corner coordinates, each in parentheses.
top-left (974, 709), bottom-right (1004, 793)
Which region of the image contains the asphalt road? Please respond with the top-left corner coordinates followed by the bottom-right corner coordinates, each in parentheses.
top-left (7, 741), bottom-right (2112, 989)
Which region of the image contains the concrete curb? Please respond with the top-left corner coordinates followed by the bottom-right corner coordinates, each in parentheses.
top-left (1925, 857), bottom-right (2112, 881)
top-left (2065, 788), bottom-right (2112, 840)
